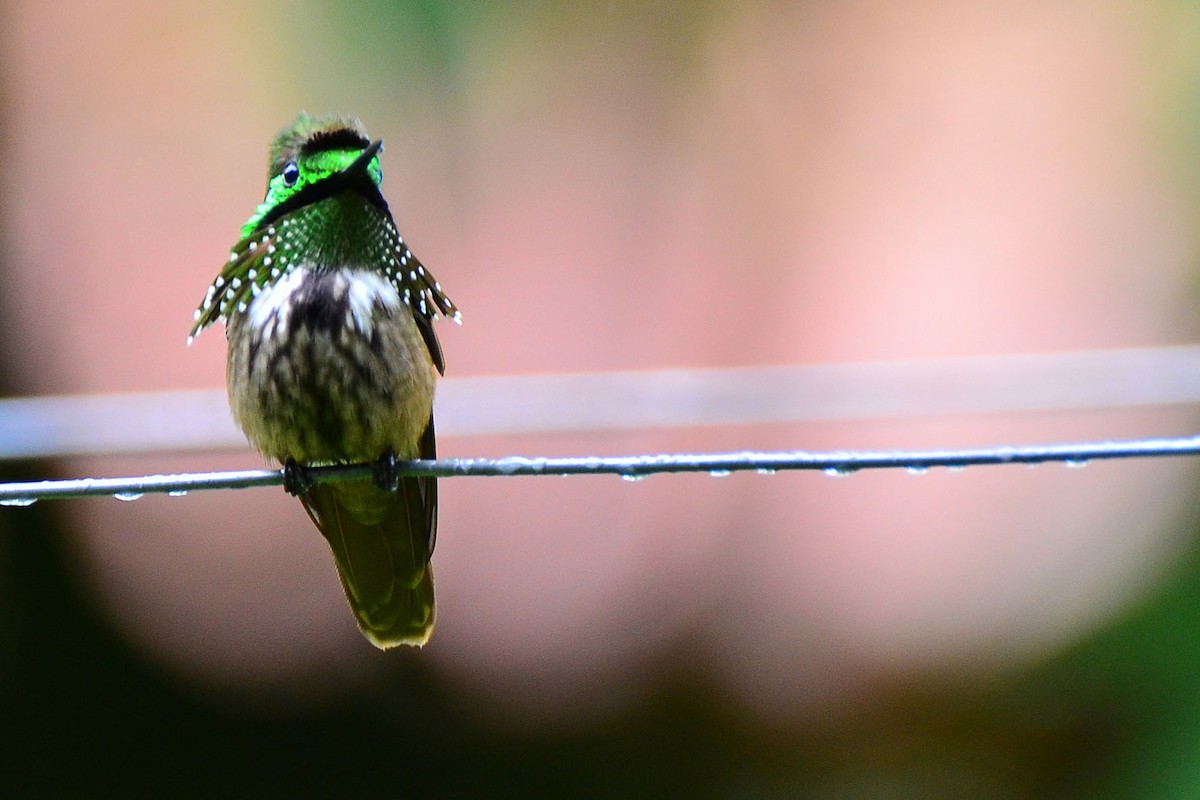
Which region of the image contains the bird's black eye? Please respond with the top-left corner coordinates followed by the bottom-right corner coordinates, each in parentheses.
top-left (282, 162), bottom-right (300, 187)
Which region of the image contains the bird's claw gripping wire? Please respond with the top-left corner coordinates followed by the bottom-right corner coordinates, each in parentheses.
top-left (282, 458), bottom-right (313, 496)
top-left (372, 451), bottom-right (401, 493)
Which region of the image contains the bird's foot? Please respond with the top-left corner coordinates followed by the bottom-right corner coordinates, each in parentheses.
top-left (282, 458), bottom-right (313, 496)
top-left (373, 451), bottom-right (401, 493)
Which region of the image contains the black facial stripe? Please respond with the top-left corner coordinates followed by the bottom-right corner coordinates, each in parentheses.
top-left (253, 141), bottom-right (387, 234)
top-left (252, 166), bottom-right (390, 234)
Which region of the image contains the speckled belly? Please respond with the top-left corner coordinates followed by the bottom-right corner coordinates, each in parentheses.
top-left (225, 267), bottom-right (436, 464)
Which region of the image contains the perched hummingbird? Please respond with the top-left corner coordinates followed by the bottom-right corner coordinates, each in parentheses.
top-left (189, 113), bottom-right (459, 648)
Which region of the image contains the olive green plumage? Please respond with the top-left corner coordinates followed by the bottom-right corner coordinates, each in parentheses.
top-left (190, 113), bottom-right (459, 648)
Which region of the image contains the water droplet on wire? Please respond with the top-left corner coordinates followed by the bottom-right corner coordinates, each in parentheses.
top-left (0, 497), bottom-right (37, 507)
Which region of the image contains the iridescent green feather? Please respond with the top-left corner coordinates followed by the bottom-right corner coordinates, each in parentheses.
top-left (188, 128), bottom-right (459, 343)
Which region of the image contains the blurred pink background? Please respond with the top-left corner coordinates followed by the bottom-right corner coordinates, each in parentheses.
top-left (5, 0), bottom-right (1200, 733)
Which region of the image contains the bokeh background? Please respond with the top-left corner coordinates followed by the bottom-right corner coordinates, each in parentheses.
top-left (4, 0), bottom-right (1200, 795)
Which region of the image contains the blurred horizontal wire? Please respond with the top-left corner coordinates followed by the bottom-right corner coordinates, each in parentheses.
top-left (3, 345), bottom-right (1200, 461)
top-left (4, 435), bottom-right (1200, 504)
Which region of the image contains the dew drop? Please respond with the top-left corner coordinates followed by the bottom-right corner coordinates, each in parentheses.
top-left (0, 497), bottom-right (37, 507)
top-left (620, 473), bottom-right (648, 482)
top-left (906, 466), bottom-right (929, 475)
top-left (113, 492), bottom-right (144, 502)
top-left (709, 469), bottom-right (732, 477)
top-left (1064, 459), bottom-right (1089, 469)
top-left (824, 466), bottom-right (855, 478)
top-left (168, 490), bottom-right (189, 497)
top-left (755, 467), bottom-right (777, 475)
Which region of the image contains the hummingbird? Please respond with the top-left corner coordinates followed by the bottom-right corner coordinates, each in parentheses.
top-left (189, 113), bottom-right (459, 648)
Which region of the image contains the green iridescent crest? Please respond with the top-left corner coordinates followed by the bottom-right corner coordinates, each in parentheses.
top-left (188, 115), bottom-right (459, 344)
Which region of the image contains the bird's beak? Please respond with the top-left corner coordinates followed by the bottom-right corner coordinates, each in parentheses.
top-left (346, 140), bottom-right (383, 177)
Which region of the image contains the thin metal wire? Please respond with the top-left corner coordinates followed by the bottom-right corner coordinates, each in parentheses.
top-left (4, 434), bottom-right (1200, 505)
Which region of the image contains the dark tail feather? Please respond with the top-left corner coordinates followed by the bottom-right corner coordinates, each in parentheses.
top-left (302, 477), bottom-right (435, 648)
